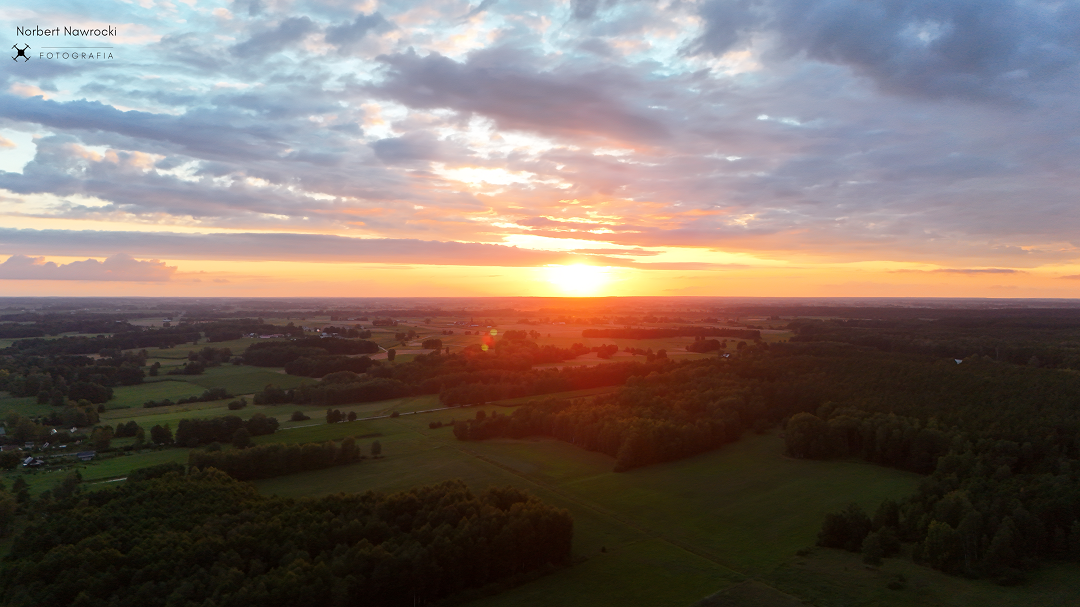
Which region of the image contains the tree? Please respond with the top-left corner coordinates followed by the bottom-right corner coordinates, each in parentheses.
top-left (339, 436), bottom-right (359, 463)
top-left (0, 492), bottom-right (16, 537)
top-left (232, 427), bottom-right (251, 449)
top-left (873, 499), bottom-right (901, 531)
top-left (371, 440), bottom-right (382, 457)
top-left (12, 478), bottom-right (30, 504)
top-left (862, 530), bottom-right (885, 566)
top-left (91, 426), bottom-right (114, 451)
top-left (0, 452), bottom-right (19, 471)
top-left (387, 348), bottom-right (396, 362)
top-left (818, 503), bottom-right (872, 552)
top-left (785, 412), bottom-right (829, 459)
top-left (923, 520), bottom-right (963, 573)
top-left (347, 411), bottom-right (357, 422)
top-left (150, 424), bottom-right (173, 445)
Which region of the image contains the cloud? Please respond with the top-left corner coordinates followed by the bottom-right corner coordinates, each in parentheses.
top-left (461, 0), bottom-right (499, 21)
top-left (371, 132), bottom-right (450, 165)
top-left (0, 228), bottom-right (632, 267)
top-left (0, 95), bottom-right (294, 162)
top-left (232, 17), bottom-right (319, 58)
top-left (687, 0), bottom-right (765, 57)
top-left (0, 253), bottom-right (176, 281)
top-left (325, 13), bottom-right (391, 55)
top-left (691, 0), bottom-right (1080, 103)
top-left (891, 268), bottom-right (1023, 275)
top-left (371, 49), bottom-right (670, 144)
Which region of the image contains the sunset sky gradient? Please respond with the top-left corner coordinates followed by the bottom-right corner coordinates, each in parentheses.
top-left (2, 0), bottom-right (1080, 297)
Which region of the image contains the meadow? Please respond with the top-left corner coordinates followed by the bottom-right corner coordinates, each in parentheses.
top-left (250, 400), bottom-right (1080, 607)
top-left (252, 408), bottom-right (924, 606)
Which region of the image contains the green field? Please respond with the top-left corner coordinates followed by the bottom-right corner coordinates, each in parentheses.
top-left (172, 365), bottom-right (311, 394)
top-left (253, 408), bottom-right (921, 607)
top-left (108, 365), bottom-right (311, 411)
top-left (249, 407), bottom-right (1080, 607)
top-left (108, 381), bottom-right (209, 409)
top-left (0, 393), bottom-right (53, 417)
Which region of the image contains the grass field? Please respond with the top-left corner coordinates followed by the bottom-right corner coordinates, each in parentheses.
top-left (253, 408), bottom-right (922, 607)
top-left (108, 365), bottom-right (311, 411)
top-left (0, 393), bottom-right (53, 417)
top-left (108, 381), bottom-right (209, 409)
top-left (251, 407), bottom-right (1080, 607)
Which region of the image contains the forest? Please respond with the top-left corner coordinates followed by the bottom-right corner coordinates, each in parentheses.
top-left (188, 436), bottom-right (363, 480)
top-left (0, 470), bottom-right (573, 607)
top-left (455, 339), bottom-right (1080, 582)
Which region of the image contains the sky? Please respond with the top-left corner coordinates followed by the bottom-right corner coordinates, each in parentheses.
top-left (2, 0), bottom-right (1080, 298)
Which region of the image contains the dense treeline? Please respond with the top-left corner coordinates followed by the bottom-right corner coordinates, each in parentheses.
top-left (788, 317), bottom-right (1080, 370)
top-left (582, 327), bottom-right (760, 340)
top-left (321, 325), bottom-right (373, 339)
top-left (0, 314), bottom-right (133, 337)
top-left (0, 471), bottom-right (573, 607)
top-left (252, 344), bottom-right (671, 408)
top-left (0, 350), bottom-right (147, 411)
top-left (3, 326), bottom-right (200, 356)
top-left (454, 358), bottom-right (784, 470)
top-left (686, 338), bottom-right (723, 352)
top-left (719, 305), bottom-right (1080, 321)
top-left (198, 318), bottom-right (305, 342)
top-left (143, 387), bottom-right (232, 408)
top-left (763, 343), bottom-right (1080, 582)
top-left (254, 376), bottom-right (410, 406)
top-left (174, 413), bottom-right (278, 447)
top-left (448, 336), bottom-right (1080, 581)
top-left (284, 355), bottom-right (374, 378)
top-left (189, 437), bottom-right (361, 479)
top-left (243, 337), bottom-right (378, 367)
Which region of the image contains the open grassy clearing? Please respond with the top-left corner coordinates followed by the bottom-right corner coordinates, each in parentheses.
top-left (0, 447), bottom-right (190, 497)
top-left (100, 397), bottom-right (239, 427)
top-left (176, 365), bottom-right (311, 393)
top-left (492, 386), bottom-right (620, 406)
top-left (254, 410), bottom-right (920, 607)
top-left (77, 448), bottom-right (191, 482)
top-left (0, 393), bottom-right (53, 417)
top-left (766, 545), bottom-right (1080, 607)
top-left (107, 381), bottom-right (208, 409)
top-left (253, 407), bottom-right (1079, 607)
top-left (109, 366), bottom-right (311, 412)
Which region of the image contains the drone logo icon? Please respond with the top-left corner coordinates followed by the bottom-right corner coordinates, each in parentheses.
top-left (12, 44), bottom-right (30, 62)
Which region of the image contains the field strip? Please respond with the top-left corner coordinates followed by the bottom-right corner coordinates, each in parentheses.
top-left (276, 403), bottom-right (457, 427)
top-left (455, 444), bottom-right (747, 576)
top-left (396, 418), bottom-right (726, 568)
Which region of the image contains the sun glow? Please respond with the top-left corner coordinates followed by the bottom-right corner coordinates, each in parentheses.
top-left (545, 264), bottom-right (612, 296)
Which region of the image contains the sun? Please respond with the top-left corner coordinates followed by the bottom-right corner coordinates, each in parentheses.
top-left (545, 264), bottom-right (612, 296)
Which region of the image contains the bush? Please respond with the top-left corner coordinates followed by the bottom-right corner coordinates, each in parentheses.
top-left (290, 411), bottom-right (311, 422)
